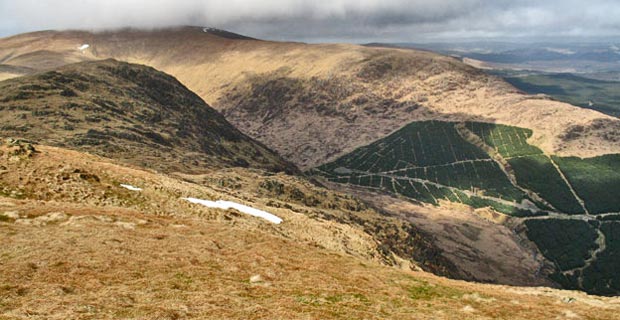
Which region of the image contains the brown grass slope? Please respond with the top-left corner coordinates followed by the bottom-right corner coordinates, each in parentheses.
top-left (1, 140), bottom-right (620, 319)
top-left (0, 138), bottom-right (460, 279)
top-left (0, 27), bottom-right (619, 168)
top-left (0, 59), bottom-right (297, 174)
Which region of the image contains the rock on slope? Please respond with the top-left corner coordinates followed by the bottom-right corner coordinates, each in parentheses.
top-left (0, 27), bottom-right (619, 168)
top-left (0, 59), bottom-right (297, 174)
top-left (1, 140), bottom-right (620, 319)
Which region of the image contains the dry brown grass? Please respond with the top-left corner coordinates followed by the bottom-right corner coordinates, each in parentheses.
top-left (1, 141), bottom-right (620, 319)
top-left (0, 141), bottom-right (454, 276)
top-left (3, 195), bottom-right (620, 319)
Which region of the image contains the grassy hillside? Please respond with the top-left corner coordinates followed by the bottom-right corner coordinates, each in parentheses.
top-left (3, 141), bottom-right (617, 318)
top-left (1, 27), bottom-right (620, 301)
top-left (312, 120), bottom-right (620, 295)
top-left (0, 59), bottom-right (297, 174)
top-left (0, 58), bottom-right (554, 294)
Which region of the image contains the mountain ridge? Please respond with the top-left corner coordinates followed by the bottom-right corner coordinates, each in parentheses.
top-left (0, 27), bottom-right (618, 169)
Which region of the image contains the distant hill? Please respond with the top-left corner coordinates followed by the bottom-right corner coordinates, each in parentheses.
top-left (0, 59), bottom-right (298, 174)
top-left (368, 42), bottom-right (620, 117)
top-left (496, 71), bottom-right (620, 117)
top-left (375, 41), bottom-right (620, 73)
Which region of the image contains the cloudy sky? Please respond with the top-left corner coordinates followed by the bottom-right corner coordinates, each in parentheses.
top-left (1, 0), bottom-right (619, 42)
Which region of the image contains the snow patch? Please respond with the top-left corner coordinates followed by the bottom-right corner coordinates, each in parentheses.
top-left (183, 197), bottom-right (283, 224)
top-left (120, 184), bottom-right (142, 191)
top-left (203, 27), bottom-right (221, 33)
top-left (78, 44), bottom-right (90, 51)
top-left (545, 47), bottom-right (575, 55)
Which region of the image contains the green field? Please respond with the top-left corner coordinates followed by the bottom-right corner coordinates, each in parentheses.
top-left (318, 121), bottom-right (620, 216)
top-left (508, 155), bottom-right (584, 214)
top-left (552, 155), bottom-right (620, 214)
top-left (581, 222), bottom-right (620, 295)
top-left (466, 122), bottom-right (543, 157)
top-left (466, 122), bottom-right (586, 214)
top-left (525, 219), bottom-right (598, 271)
top-left (313, 120), bottom-right (620, 295)
top-left (315, 120), bottom-right (600, 216)
top-left (316, 121), bottom-right (531, 210)
top-left (323, 121), bottom-right (490, 173)
top-left (498, 72), bottom-right (620, 117)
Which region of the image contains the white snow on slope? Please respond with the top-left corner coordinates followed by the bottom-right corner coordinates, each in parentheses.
top-left (183, 198), bottom-right (283, 224)
top-left (120, 184), bottom-right (142, 191)
top-left (545, 47), bottom-right (575, 55)
top-left (78, 44), bottom-right (90, 51)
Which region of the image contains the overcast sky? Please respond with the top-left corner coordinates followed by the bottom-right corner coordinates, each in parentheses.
top-left (1, 0), bottom-right (620, 42)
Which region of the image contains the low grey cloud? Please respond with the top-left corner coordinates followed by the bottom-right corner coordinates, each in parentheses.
top-left (1, 0), bottom-right (619, 42)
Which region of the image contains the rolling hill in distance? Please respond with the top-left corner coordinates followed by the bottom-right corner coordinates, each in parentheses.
top-left (496, 71), bottom-right (620, 117)
top-left (376, 41), bottom-right (620, 75)
top-left (2, 26), bottom-right (620, 318)
top-left (374, 41), bottom-right (620, 117)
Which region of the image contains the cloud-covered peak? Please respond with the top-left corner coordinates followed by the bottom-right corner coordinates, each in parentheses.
top-left (1, 0), bottom-right (619, 42)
